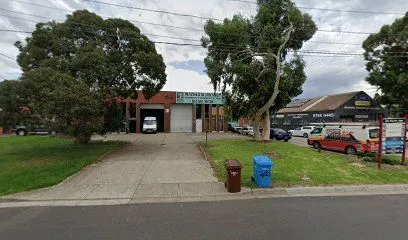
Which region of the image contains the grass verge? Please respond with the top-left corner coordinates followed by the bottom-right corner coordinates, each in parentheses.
top-left (0, 135), bottom-right (126, 196)
top-left (203, 139), bottom-right (408, 187)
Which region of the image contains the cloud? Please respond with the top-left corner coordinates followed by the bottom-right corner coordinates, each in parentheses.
top-left (168, 60), bottom-right (206, 75)
top-left (0, 0), bottom-right (406, 98)
top-left (162, 65), bottom-right (214, 92)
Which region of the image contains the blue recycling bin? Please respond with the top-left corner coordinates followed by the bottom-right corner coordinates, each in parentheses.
top-left (253, 155), bottom-right (273, 188)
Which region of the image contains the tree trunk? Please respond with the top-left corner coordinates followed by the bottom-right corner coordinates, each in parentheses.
top-left (261, 111), bottom-right (270, 141)
top-left (254, 118), bottom-right (262, 141)
top-left (252, 24), bottom-right (293, 142)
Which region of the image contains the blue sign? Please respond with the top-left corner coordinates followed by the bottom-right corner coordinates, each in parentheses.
top-left (383, 137), bottom-right (404, 154)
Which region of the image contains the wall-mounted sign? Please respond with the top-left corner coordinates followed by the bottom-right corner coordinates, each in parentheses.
top-left (176, 92), bottom-right (225, 104)
top-left (354, 94), bottom-right (372, 108)
top-left (355, 114), bottom-right (369, 119)
top-left (312, 113), bottom-right (335, 118)
top-left (288, 113), bottom-right (309, 118)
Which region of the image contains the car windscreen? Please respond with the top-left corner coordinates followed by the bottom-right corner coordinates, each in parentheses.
top-left (310, 128), bottom-right (323, 134)
top-left (369, 129), bottom-right (379, 139)
top-left (273, 129), bottom-right (286, 133)
top-left (144, 120), bottom-right (156, 125)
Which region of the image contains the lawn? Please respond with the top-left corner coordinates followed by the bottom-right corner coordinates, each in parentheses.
top-left (203, 139), bottom-right (408, 187)
top-left (0, 135), bottom-right (126, 196)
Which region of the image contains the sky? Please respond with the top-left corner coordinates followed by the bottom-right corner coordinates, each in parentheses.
top-left (0, 0), bottom-right (406, 98)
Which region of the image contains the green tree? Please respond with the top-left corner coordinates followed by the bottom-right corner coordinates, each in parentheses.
top-left (0, 80), bottom-right (27, 131)
top-left (362, 12), bottom-right (408, 116)
top-left (202, 0), bottom-right (316, 140)
top-left (15, 10), bottom-right (166, 143)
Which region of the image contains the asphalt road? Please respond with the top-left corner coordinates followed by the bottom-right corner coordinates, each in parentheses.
top-left (1, 195), bottom-right (408, 240)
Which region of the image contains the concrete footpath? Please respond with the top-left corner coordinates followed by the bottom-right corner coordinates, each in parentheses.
top-left (1, 133), bottom-right (237, 205)
top-left (1, 133), bottom-right (408, 208)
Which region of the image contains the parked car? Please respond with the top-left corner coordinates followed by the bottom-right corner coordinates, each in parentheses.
top-left (228, 123), bottom-right (239, 132)
top-left (142, 116), bottom-right (157, 134)
top-left (270, 128), bottom-right (291, 142)
top-left (289, 126), bottom-right (316, 138)
top-left (239, 126), bottom-right (254, 136)
top-left (307, 123), bottom-right (379, 155)
top-left (232, 126), bottom-right (242, 133)
top-left (14, 125), bottom-right (57, 136)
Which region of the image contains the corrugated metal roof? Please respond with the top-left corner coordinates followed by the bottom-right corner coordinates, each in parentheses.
top-left (278, 91), bottom-right (361, 113)
top-left (278, 97), bottom-right (321, 113)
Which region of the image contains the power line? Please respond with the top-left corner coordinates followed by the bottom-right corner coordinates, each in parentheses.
top-left (0, 29), bottom-right (31, 33)
top-left (0, 52), bottom-right (15, 60)
top-left (227, 0), bottom-right (405, 15)
top-left (9, 1), bottom-right (396, 39)
top-left (84, 0), bottom-right (223, 21)
top-left (0, 14), bottom-right (202, 43)
top-left (2, 27), bottom-right (407, 58)
top-left (0, 10), bottom-right (364, 46)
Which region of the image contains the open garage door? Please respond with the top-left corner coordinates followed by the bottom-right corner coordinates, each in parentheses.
top-left (170, 104), bottom-right (192, 132)
top-left (140, 104), bottom-right (164, 132)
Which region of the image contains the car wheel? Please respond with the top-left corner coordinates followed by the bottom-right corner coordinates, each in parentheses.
top-left (17, 129), bottom-right (26, 136)
top-left (284, 138), bottom-right (289, 142)
top-left (303, 133), bottom-right (308, 138)
top-left (345, 146), bottom-right (357, 155)
top-left (313, 141), bottom-right (321, 149)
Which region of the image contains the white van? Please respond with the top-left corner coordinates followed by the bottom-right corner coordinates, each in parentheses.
top-left (308, 123), bottom-right (379, 154)
top-left (143, 117), bottom-right (157, 134)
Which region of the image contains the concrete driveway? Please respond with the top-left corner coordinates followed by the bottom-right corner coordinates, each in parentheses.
top-left (6, 133), bottom-right (248, 202)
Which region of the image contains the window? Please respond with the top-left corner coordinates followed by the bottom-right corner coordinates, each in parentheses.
top-left (369, 129), bottom-right (379, 139)
top-left (195, 105), bottom-right (202, 119)
top-left (204, 105), bottom-right (209, 118)
top-left (284, 119), bottom-right (291, 125)
top-left (144, 120), bottom-right (156, 125)
top-left (130, 103), bottom-right (136, 118)
top-left (295, 127), bottom-right (301, 130)
top-left (303, 127), bottom-right (312, 130)
top-left (311, 128), bottom-right (323, 134)
top-left (271, 119), bottom-right (278, 125)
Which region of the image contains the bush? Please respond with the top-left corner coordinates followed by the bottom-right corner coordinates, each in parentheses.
top-left (358, 152), bottom-right (402, 165)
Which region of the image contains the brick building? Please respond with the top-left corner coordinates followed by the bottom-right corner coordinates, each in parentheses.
top-left (120, 91), bottom-right (228, 133)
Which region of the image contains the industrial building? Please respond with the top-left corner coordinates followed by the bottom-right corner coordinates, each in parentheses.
top-left (120, 91), bottom-right (227, 133)
top-left (271, 91), bottom-right (387, 130)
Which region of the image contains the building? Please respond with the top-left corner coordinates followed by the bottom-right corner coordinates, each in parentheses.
top-left (271, 91), bottom-right (387, 130)
top-left (120, 91), bottom-right (227, 133)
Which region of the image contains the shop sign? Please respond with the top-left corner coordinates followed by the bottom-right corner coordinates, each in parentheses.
top-left (354, 95), bottom-right (372, 108)
top-left (272, 114), bottom-right (285, 118)
top-left (312, 113), bottom-right (335, 118)
top-left (355, 115), bottom-right (369, 119)
top-left (176, 92), bottom-right (225, 104)
top-left (288, 113), bottom-right (309, 118)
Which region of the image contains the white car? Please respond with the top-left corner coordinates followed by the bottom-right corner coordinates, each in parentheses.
top-left (289, 126), bottom-right (315, 138)
top-left (142, 116), bottom-right (157, 134)
top-left (240, 126), bottom-right (254, 136)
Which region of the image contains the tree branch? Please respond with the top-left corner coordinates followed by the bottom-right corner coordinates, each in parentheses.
top-left (255, 62), bottom-right (267, 83)
top-left (255, 22), bottom-right (294, 120)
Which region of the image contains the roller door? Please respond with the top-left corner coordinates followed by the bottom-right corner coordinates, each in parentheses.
top-left (170, 104), bottom-right (192, 132)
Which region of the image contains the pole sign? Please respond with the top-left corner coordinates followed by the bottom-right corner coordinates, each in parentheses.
top-left (382, 118), bottom-right (405, 154)
top-left (176, 92), bottom-right (225, 105)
